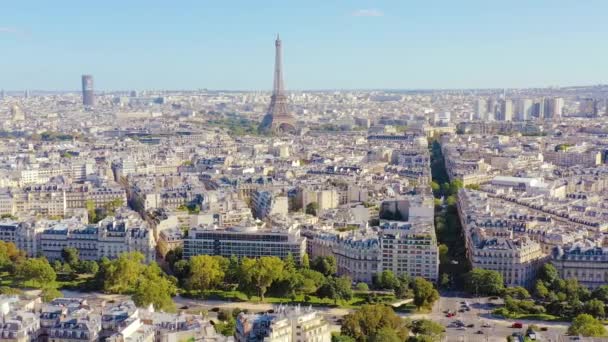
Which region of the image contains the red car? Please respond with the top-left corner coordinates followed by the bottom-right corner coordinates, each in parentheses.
top-left (511, 322), bottom-right (523, 328)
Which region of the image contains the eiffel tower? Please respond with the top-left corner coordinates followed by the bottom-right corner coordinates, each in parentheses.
top-left (259, 35), bottom-right (297, 134)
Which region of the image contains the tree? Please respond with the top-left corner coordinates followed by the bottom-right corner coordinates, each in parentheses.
top-left (301, 253), bottom-right (310, 269)
top-left (85, 199), bottom-right (97, 223)
top-left (430, 181), bottom-right (440, 194)
top-left (504, 286), bottom-right (531, 300)
top-left (239, 256), bottom-right (284, 301)
top-left (133, 263), bottom-right (177, 312)
top-left (172, 259), bottom-right (190, 283)
top-left (411, 319), bottom-right (445, 341)
top-left (41, 288), bottom-right (63, 302)
top-left (378, 270), bottom-right (400, 290)
top-left (312, 256), bottom-right (337, 276)
top-left (356, 282), bottom-right (369, 292)
top-left (568, 314), bottom-right (607, 337)
top-left (439, 273), bottom-right (450, 289)
top-left (105, 198), bottom-right (124, 215)
top-left (369, 327), bottom-right (401, 342)
top-left (186, 255), bottom-right (225, 292)
top-left (61, 247), bottom-right (80, 266)
top-left (15, 258), bottom-right (56, 287)
top-left (225, 255), bottom-right (240, 283)
top-left (78, 260), bottom-right (99, 275)
top-left (317, 276), bottom-right (353, 304)
top-left (102, 252), bottom-right (145, 294)
top-left (464, 269), bottom-right (504, 296)
top-left (165, 247), bottom-right (183, 270)
top-left (584, 299), bottom-right (605, 319)
top-left (592, 285), bottom-right (608, 303)
top-left (412, 277), bottom-right (439, 310)
top-left (438, 244), bottom-right (449, 265)
top-left (0, 241), bottom-right (25, 270)
top-left (331, 334), bottom-right (356, 342)
top-left (341, 304), bottom-right (409, 341)
top-left (306, 202), bottom-right (319, 216)
top-left (534, 280), bottom-right (549, 299)
top-left (538, 263), bottom-right (559, 285)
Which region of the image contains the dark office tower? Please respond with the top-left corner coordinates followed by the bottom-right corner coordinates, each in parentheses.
top-left (579, 98), bottom-right (599, 117)
top-left (533, 98), bottom-right (545, 120)
top-left (544, 98), bottom-right (554, 120)
top-left (259, 35), bottom-right (296, 134)
top-left (24, 90), bottom-right (29, 98)
top-left (0, 90), bottom-right (4, 100)
top-left (81, 75), bottom-right (95, 107)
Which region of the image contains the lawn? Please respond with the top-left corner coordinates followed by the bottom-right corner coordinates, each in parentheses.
top-left (492, 308), bottom-right (564, 322)
top-left (0, 271), bottom-right (94, 291)
top-left (182, 290), bottom-right (397, 309)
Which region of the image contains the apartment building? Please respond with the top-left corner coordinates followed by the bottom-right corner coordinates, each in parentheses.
top-left (183, 222), bottom-right (306, 262)
top-left (378, 220), bottom-right (439, 282)
top-left (552, 245), bottom-right (608, 289)
top-left (306, 230), bottom-right (380, 283)
top-left (250, 190), bottom-right (288, 219)
top-left (235, 306), bottom-right (330, 342)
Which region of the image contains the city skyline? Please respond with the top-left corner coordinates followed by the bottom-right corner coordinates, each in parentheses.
top-left (1, 0), bottom-right (608, 91)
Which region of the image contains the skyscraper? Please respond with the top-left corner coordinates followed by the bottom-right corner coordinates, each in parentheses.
top-left (475, 98), bottom-right (487, 120)
top-left (579, 98), bottom-right (598, 117)
top-left (259, 35), bottom-right (296, 134)
top-left (518, 98), bottom-right (533, 121)
top-left (534, 98), bottom-right (545, 120)
top-left (82, 75), bottom-right (95, 107)
top-left (501, 99), bottom-right (513, 121)
top-left (553, 98), bottom-right (564, 118)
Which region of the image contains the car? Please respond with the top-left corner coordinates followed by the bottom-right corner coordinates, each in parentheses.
top-left (467, 324), bottom-right (474, 328)
top-left (465, 308), bottom-right (471, 311)
top-left (460, 301), bottom-right (466, 304)
top-left (482, 322), bottom-right (491, 328)
top-left (475, 330), bottom-right (484, 335)
top-left (540, 327), bottom-right (548, 332)
top-left (489, 296), bottom-right (499, 300)
top-left (458, 309), bottom-right (465, 313)
top-left (180, 305), bottom-right (189, 310)
top-left (511, 322), bottom-right (523, 328)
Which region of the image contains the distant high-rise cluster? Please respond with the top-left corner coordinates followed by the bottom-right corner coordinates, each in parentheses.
top-left (579, 98), bottom-right (600, 117)
top-left (82, 74), bottom-right (95, 107)
top-left (475, 96), bottom-right (563, 121)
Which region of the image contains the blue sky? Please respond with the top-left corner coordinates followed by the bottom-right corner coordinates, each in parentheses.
top-left (1, 0), bottom-right (607, 91)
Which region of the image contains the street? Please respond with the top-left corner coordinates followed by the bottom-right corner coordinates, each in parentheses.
top-left (58, 290), bottom-right (576, 341)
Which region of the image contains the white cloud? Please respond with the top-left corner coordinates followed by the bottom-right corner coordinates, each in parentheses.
top-left (352, 9), bottom-right (384, 17)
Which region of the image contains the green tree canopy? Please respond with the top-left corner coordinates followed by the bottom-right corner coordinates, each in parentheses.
top-left (341, 304), bottom-right (409, 342)
top-left (239, 256), bottom-right (284, 301)
top-left (15, 257), bottom-right (56, 287)
top-left (61, 247), bottom-right (80, 266)
top-left (102, 252), bottom-right (145, 293)
top-left (464, 269), bottom-right (504, 296)
top-left (186, 255), bottom-right (225, 292)
top-left (41, 288), bottom-right (63, 302)
top-left (133, 263), bottom-right (177, 312)
top-left (568, 314), bottom-right (607, 337)
top-left (311, 256), bottom-right (337, 276)
top-left (412, 277), bottom-right (439, 310)
top-left (411, 319), bottom-right (445, 341)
